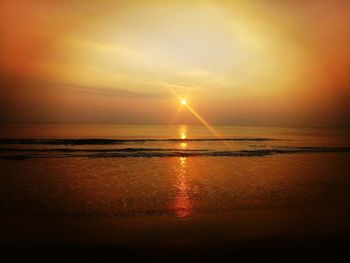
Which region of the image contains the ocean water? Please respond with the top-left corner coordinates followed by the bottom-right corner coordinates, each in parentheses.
top-left (0, 124), bottom-right (349, 159)
top-left (1, 124), bottom-right (350, 252)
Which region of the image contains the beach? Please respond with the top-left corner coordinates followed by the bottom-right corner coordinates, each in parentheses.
top-left (0, 124), bottom-right (350, 260)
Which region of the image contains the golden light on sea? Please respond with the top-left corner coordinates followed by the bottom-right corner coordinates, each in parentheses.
top-left (180, 142), bottom-right (187, 149)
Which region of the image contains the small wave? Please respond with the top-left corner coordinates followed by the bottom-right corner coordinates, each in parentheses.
top-left (1, 146), bottom-right (349, 160)
top-left (0, 147), bottom-right (206, 152)
top-left (0, 138), bottom-right (280, 145)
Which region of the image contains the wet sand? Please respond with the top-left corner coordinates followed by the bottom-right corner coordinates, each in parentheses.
top-left (1, 153), bottom-right (350, 260)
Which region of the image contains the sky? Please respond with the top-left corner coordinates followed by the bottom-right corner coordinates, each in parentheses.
top-left (0, 0), bottom-right (349, 127)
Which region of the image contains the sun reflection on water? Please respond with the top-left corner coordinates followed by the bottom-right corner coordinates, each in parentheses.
top-left (180, 125), bottom-right (187, 140)
top-left (173, 156), bottom-right (192, 218)
top-left (179, 125), bottom-right (188, 149)
top-left (180, 142), bottom-right (187, 149)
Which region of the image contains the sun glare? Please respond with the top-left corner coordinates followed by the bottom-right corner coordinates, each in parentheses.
top-left (181, 99), bottom-right (187, 105)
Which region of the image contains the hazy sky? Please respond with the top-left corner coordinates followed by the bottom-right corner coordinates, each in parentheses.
top-left (1, 0), bottom-right (349, 126)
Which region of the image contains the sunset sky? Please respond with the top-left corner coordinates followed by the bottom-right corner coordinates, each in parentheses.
top-left (0, 0), bottom-right (349, 126)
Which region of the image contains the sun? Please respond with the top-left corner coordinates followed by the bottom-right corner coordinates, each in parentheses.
top-left (181, 99), bottom-right (187, 105)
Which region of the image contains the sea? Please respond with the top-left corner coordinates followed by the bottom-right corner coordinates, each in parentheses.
top-left (0, 123), bottom-right (350, 258)
top-left (0, 123), bottom-right (349, 159)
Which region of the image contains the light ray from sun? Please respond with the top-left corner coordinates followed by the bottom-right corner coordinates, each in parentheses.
top-left (184, 103), bottom-right (224, 140)
top-left (146, 67), bottom-right (225, 142)
top-left (167, 84), bottom-right (224, 140)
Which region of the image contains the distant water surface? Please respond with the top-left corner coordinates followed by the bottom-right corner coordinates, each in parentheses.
top-left (0, 124), bottom-right (349, 159)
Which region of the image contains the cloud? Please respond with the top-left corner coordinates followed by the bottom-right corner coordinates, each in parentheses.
top-left (59, 82), bottom-right (171, 99)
